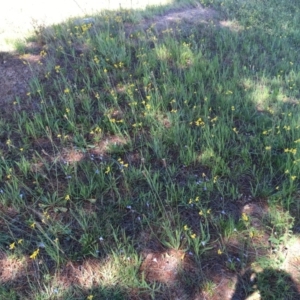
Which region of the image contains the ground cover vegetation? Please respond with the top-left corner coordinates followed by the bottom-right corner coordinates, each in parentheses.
top-left (1, 0), bottom-right (300, 299)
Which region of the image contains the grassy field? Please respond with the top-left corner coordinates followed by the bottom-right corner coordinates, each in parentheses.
top-left (1, 0), bottom-right (300, 299)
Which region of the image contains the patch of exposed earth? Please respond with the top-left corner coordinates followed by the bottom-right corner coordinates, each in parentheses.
top-left (0, 52), bottom-right (42, 110)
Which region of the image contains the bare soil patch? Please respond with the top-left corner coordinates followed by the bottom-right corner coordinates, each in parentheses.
top-left (0, 52), bottom-right (42, 108)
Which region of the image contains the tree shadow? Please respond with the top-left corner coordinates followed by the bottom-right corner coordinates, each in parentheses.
top-left (231, 268), bottom-right (300, 300)
top-left (1, 0), bottom-right (300, 299)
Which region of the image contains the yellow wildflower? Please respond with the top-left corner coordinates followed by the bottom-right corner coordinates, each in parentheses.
top-left (232, 127), bottom-right (238, 134)
top-left (65, 194), bottom-right (70, 201)
top-left (105, 166), bottom-right (110, 174)
top-left (9, 242), bottom-right (16, 250)
top-left (217, 249), bottom-right (222, 255)
top-left (30, 249), bottom-right (39, 259)
top-left (55, 65), bottom-right (61, 73)
top-left (241, 213), bottom-right (248, 222)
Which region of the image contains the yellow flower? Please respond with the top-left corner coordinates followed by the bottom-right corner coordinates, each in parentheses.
top-left (249, 231), bottom-right (254, 238)
top-left (233, 127), bottom-right (238, 134)
top-left (184, 225), bottom-right (188, 231)
top-left (9, 242), bottom-right (16, 250)
top-left (105, 166), bottom-right (110, 174)
top-left (64, 88), bottom-right (70, 94)
top-left (18, 239), bottom-right (23, 244)
top-left (291, 175), bottom-right (297, 181)
top-left (241, 213), bottom-right (248, 222)
top-left (87, 296), bottom-right (94, 300)
top-left (190, 233), bottom-right (196, 239)
top-left (65, 194), bottom-right (70, 201)
top-left (207, 209), bottom-right (211, 214)
top-left (30, 249), bottom-right (39, 259)
top-left (30, 222), bottom-right (36, 229)
top-left (195, 118), bottom-right (205, 126)
top-left (265, 146), bottom-right (271, 151)
top-left (217, 249), bottom-right (222, 255)
top-left (55, 65), bottom-right (61, 73)
top-left (199, 210), bottom-right (203, 216)
top-left (93, 56), bottom-right (99, 64)
top-left (40, 50), bottom-right (47, 57)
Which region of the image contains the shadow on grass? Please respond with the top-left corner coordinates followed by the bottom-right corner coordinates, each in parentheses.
top-left (1, 0), bottom-right (300, 299)
top-left (231, 268), bottom-right (300, 300)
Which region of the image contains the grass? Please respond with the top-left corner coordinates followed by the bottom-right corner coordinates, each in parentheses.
top-left (1, 0), bottom-right (300, 299)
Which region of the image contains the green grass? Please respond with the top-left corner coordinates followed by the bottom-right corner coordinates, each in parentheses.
top-left (1, 0), bottom-right (300, 299)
